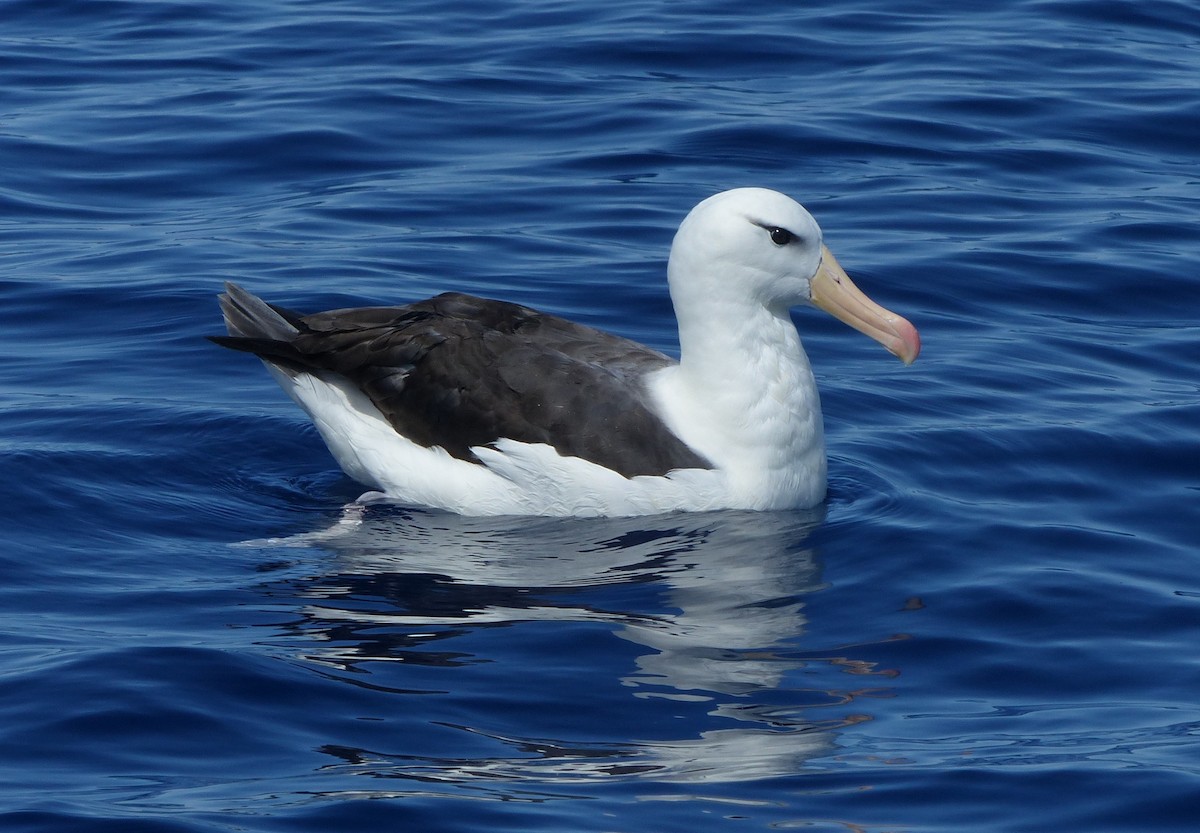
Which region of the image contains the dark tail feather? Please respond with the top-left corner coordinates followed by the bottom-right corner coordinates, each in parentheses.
top-left (209, 283), bottom-right (310, 370)
top-left (215, 282), bottom-right (302, 340)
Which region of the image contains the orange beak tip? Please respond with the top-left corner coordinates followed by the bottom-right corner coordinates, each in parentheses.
top-left (892, 318), bottom-right (921, 365)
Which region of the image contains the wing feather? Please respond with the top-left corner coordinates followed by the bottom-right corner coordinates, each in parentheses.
top-left (213, 287), bottom-right (711, 478)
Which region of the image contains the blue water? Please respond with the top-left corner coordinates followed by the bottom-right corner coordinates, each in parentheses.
top-left (2, 0), bottom-right (1198, 830)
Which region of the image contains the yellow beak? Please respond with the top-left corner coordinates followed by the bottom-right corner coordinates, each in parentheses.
top-left (809, 245), bottom-right (920, 365)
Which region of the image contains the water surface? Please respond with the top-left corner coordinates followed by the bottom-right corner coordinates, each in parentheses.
top-left (1, 1), bottom-right (1198, 831)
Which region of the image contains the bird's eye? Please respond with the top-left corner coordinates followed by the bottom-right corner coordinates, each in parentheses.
top-left (768, 227), bottom-right (795, 246)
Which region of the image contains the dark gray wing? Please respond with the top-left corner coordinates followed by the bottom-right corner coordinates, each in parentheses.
top-left (211, 284), bottom-right (712, 478)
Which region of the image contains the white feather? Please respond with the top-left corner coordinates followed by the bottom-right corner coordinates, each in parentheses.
top-left (225, 188), bottom-right (916, 517)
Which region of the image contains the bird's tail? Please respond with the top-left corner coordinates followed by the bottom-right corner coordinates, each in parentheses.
top-left (214, 282), bottom-right (301, 341)
top-left (208, 283), bottom-right (314, 373)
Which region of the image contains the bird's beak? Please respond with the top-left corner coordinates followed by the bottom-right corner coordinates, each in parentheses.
top-left (809, 245), bottom-right (920, 365)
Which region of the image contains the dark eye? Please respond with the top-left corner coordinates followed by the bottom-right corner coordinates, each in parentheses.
top-left (768, 227), bottom-right (795, 246)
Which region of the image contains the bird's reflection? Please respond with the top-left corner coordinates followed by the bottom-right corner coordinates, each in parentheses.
top-left (252, 501), bottom-right (896, 787)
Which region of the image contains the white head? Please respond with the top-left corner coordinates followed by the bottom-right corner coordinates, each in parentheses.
top-left (668, 188), bottom-right (920, 364)
top-left (669, 187), bottom-right (826, 310)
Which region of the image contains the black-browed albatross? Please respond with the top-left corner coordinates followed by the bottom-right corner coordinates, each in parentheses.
top-left (211, 188), bottom-right (920, 516)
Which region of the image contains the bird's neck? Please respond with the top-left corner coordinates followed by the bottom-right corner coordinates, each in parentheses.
top-left (650, 292), bottom-right (826, 508)
top-left (674, 297), bottom-right (818, 423)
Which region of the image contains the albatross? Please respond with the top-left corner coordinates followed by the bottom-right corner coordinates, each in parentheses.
top-left (211, 187), bottom-right (919, 517)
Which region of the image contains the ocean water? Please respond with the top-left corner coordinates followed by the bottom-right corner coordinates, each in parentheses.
top-left (1, 0), bottom-right (1198, 830)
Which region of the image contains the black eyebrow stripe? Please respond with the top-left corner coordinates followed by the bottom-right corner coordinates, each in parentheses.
top-left (749, 220), bottom-right (806, 246)
top-left (749, 219), bottom-right (799, 235)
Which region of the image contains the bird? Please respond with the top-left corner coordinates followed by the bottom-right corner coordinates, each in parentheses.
top-left (211, 187), bottom-right (919, 517)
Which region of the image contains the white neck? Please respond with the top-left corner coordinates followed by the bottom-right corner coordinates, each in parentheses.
top-left (648, 277), bottom-right (827, 509)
